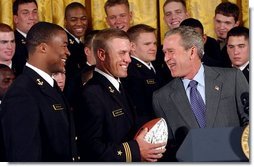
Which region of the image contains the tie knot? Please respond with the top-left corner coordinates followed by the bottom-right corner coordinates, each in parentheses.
top-left (189, 80), bottom-right (198, 88)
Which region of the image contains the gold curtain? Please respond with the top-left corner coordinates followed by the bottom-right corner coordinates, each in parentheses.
top-left (0, 0), bottom-right (13, 27)
top-left (0, 0), bottom-right (249, 41)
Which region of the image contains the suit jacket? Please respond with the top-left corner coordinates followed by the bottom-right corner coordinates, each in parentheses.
top-left (0, 66), bottom-right (78, 162)
top-left (12, 30), bottom-right (28, 76)
top-left (77, 71), bottom-right (140, 162)
top-left (152, 65), bottom-right (249, 161)
top-left (122, 57), bottom-right (163, 128)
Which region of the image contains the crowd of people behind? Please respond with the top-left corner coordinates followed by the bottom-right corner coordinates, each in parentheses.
top-left (0, 0), bottom-right (249, 162)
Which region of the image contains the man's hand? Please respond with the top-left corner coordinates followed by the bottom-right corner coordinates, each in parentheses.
top-left (136, 128), bottom-right (167, 162)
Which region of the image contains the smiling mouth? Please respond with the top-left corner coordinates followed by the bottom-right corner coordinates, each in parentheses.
top-left (61, 58), bottom-right (66, 65)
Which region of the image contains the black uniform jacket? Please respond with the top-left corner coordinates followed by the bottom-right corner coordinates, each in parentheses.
top-left (0, 66), bottom-right (78, 162)
top-left (12, 30), bottom-right (28, 76)
top-left (77, 71), bottom-right (141, 162)
top-left (122, 57), bottom-right (163, 128)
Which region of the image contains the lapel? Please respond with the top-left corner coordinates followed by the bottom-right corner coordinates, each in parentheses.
top-left (203, 66), bottom-right (223, 127)
top-left (23, 66), bottom-right (66, 104)
top-left (14, 30), bottom-right (26, 45)
top-left (93, 72), bottom-right (125, 107)
top-left (93, 72), bottom-right (134, 124)
top-left (131, 58), bottom-right (155, 76)
top-left (169, 78), bottom-right (199, 128)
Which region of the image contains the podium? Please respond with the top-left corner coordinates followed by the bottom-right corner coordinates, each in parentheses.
top-left (176, 127), bottom-right (249, 162)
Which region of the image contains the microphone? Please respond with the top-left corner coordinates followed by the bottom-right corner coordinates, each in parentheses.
top-left (241, 92), bottom-right (249, 115)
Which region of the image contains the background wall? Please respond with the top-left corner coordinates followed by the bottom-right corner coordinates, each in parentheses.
top-left (0, 0), bottom-right (249, 42)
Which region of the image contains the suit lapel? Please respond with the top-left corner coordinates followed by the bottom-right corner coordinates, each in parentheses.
top-left (170, 79), bottom-right (199, 128)
top-left (93, 72), bottom-right (134, 125)
top-left (203, 66), bottom-right (222, 127)
top-left (23, 67), bottom-right (66, 103)
top-left (93, 72), bottom-right (125, 107)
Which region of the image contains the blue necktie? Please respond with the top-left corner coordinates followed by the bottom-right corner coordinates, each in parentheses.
top-left (189, 80), bottom-right (206, 128)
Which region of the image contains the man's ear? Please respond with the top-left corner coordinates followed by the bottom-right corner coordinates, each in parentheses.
top-left (189, 46), bottom-right (197, 60)
top-left (129, 11), bottom-right (133, 20)
top-left (84, 46), bottom-right (90, 56)
top-left (97, 48), bottom-right (106, 61)
top-left (13, 15), bottom-right (18, 25)
top-left (203, 34), bottom-right (208, 44)
top-left (235, 20), bottom-right (240, 27)
top-left (39, 43), bottom-right (48, 54)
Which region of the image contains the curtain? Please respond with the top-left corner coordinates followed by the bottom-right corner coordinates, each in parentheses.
top-left (0, 0), bottom-right (249, 41)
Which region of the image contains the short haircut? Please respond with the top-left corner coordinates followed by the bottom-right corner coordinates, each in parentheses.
top-left (226, 26), bottom-right (249, 42)
top-left (165, 26), bottom-right (204, 58)
top-left (0, 23), bottom-right (13, 32)
top-left (65, 2), bottom-right (86, 18)
top-left (163, 0), bottom-right (187, 11)
top-left (127, 24), bottom-right (156, 42)
top-left (26, 22), bottom-right (65, 54)
top-left (93, 28), bottom-right (129, 54)
top-left (104, 0), bottom-right (130, 15)
top-left (84, 30), bottom-right (100, 48)
top-left (215, 2), bottom-right (240, 22)
top-left (13, 0), bottom-right (38, 15)
top-left (180, 18), bottom-right (204, 34)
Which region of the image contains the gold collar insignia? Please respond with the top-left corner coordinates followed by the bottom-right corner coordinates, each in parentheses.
top-left (109, 86), bottom-right (115, 93)
top-left (69, 38), bottom-right (74, 44)
top-left (36, 79), bottom-right (43, 85)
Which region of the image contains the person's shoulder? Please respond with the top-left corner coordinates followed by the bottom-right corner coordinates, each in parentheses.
top-left (153, 78), bottom-right (177, 96)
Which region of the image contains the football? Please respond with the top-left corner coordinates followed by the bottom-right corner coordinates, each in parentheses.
top-left (134, 118), bottom-right (168, 148)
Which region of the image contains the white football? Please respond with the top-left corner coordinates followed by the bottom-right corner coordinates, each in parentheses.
top-left (135, 118), bottom-right (168, 149)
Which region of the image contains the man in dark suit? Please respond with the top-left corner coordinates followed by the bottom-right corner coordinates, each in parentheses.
top-left (63, 2), bottom-right (90, 114)
top-left (226, 26), bottom-right (249, 83)
top-left (123, 24), bottom-right (163, 128)
top-left (12, 0), bottom-right (39, 76)
top-left (77, 28), bottom-right (166, 162)
top-left (0, 22), bottom-right (78, 162)
top-left (153, 26), bottom-right (249, 161)
top-left (213, 2), bottom-right (240, 68)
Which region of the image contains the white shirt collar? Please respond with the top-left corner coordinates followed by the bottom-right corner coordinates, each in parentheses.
top-left (236, 61), bottom-right (249, 71)
top-left (26, 63), bottom-right (54, 87)
top-left (95, 68), bottom-right (120, 91)
top-left (16, 28), bottom-right (27, 38)
top-left (64, 29), bottom-right (81, 43)
top-left (182, 64), bottom-right (205, 91)
top-left (131, 56), bottom-right (154, 70)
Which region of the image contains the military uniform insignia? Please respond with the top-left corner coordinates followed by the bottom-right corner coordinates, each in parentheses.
top-left (112, 109), bottom-right (124, 117)
top-left (117, 150), bottom-right (123, 156)
top-left (36, 79), bottom-right (44, 85)
top-left (52, 104), bottom-right (64, 111)
top-left (122, 142), bottom-right (132, 162)
top-left (69, 38), bottom-right (74, 44)
top-left (109, 86), bottom-right (115, 93)
top-left (214, 85), bottom-right (220, 91)
top-left (146, 79), bottom-right (155, 84)
top-left (136, 63), bottom-right (142, 68)
top-left (21, 39), bottom-right (26, 44)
